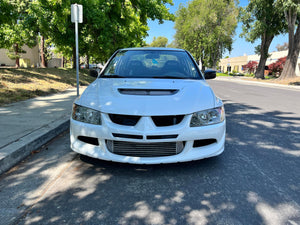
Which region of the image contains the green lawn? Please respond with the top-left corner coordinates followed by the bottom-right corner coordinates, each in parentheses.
top-left (0, 68), bottom-right (95, 106)
top-left (216, 72), bottom-right (230, 77)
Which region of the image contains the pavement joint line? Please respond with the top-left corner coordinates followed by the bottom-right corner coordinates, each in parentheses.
top-left (0, 116), bottom-right (67, 150)
top-left (0, 87), bottom-right (83, 176)
top-left (0, 118), bottom-right (70, 175)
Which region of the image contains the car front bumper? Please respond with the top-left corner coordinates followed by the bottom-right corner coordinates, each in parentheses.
top-left (70, 113), bottom-right (226, 164)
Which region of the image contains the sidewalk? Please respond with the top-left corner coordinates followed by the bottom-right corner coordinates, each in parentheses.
top-left (0, 88), bottom-right (82, 175)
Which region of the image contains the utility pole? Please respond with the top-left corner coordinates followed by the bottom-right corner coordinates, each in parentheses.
top-left (71, 4), bottom-right (83, 97)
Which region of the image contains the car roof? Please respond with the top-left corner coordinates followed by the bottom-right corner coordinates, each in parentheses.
top-left (119, 47), bottom-right (186, 52)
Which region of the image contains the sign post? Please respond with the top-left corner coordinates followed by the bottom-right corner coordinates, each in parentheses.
top-left (71, 4), bottom-right (83, 97)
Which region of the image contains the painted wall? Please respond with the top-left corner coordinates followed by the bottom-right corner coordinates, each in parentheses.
top-left (220, 50), bottom-right (300, 76)
top-left (0, 45), bottom-right (39, 67)
top-left (219, 55), bottom-right (248, 73)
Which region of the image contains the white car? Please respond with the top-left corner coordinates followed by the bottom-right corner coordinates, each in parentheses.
top-left (70, 48), bottom-right (225, 164)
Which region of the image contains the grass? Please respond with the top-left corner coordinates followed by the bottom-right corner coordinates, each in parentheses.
top-left (0, 67), bottom-right (95, 106)
top-left (216, 73), bottom-right (230, 77)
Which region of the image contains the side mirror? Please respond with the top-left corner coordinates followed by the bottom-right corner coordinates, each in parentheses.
top-left (89, 69), bottom-right (98, 78)
top-left (204, 70), bottom-right (216, 79)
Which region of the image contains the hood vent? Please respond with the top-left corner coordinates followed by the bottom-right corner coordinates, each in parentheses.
top-left (118, 88), bottom-right (179, 96)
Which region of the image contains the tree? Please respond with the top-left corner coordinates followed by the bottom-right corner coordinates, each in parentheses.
top-left (0, 0), bottom-right (37, 67)
top-left (85, 0), bottom-right (174, 62)
top-left (1, 0), bottom-right (174, 68)
top-left (167, 40), bottom-right (178, 48)
top-left (276, 42), bottom-right (289, 51)
top-left (268, 56), bottom-right (287, 75)
top-left (243, 61), bottom-right (258, 74)
top-left (240, 0), bottom-right (287, 79)
top-left (0, 0), bottom-right (13, 26)
top-left (27, 0), bottom-right (174, 68)
top-left (174, 0), bottom-right (238, 70)
top-left (150, 36), bottom-right (168, 47)
top-left (277, 0), bottom-right (300, 80)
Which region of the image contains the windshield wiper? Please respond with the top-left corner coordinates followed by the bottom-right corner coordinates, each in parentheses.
top-left (101, 75), bottom-right (126, 78)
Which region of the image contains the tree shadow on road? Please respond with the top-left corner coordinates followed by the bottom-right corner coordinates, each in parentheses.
top-left (1, 101), bottom-right (300, 225)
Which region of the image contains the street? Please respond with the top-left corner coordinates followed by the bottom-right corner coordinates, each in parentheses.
top-left (0, 79), bottom-right (299, 225)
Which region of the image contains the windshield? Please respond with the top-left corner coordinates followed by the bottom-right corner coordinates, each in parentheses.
top-left (102, 50), bottom-right (202, 79)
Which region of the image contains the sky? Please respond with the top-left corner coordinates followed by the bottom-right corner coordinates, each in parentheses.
top-left (145, 0), bottom-right (289, 58)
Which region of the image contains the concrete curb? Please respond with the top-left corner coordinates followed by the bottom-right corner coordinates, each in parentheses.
top-left (0, 118), bottom-right (70, 175)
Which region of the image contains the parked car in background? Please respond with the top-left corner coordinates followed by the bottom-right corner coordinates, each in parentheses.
top-left (80, 64), bottom-right (99, 69)
top-left (70, 48), bottom-right (225, 164)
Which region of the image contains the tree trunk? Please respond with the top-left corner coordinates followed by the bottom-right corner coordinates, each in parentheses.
top-left (72, 46), bottom-right (76, 69)
top-left (212, 57), bottom-right (218, 70)
top-left (255, 34), bottom-right (274, 79)
top-left (86, 54), bottom-right (89, 69)
top-left (201, 57), bottom-right (205, 72)
top-left (211, 43), bottom-right (220, 70)
top-left (15, 43), bottom-right (20, 68)
top-left (40, 36), bottom-right (46, 68)
top-left (279, 10), bottom-right (300, 80)
top-left (199, 50), bottom-right (205, 72)
top-left (61, 56), bottom-right (64, 68)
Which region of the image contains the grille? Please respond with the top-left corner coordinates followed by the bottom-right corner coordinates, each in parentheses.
top-left (147, 134), bottom-right (178, 139)
top-left (112, 133), bottom-right (143, 139)
top-left (112, 133), bottom-right (178, 140)
top-left (152, 115), bottom-right (184, 127)
top-left (109, 114), bottom-right (141, 126)
top-left (106, 140), bottom-right (184, 157)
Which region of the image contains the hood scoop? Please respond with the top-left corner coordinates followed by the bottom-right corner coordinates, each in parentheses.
top-left (118, 88), bottom-right (179, 96)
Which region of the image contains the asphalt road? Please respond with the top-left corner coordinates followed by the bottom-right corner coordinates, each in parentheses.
top-left (0, 79), bottom-right (299, 225)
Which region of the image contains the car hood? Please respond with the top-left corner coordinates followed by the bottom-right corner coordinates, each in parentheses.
top-left (75, 78), bottom-right (216, 116)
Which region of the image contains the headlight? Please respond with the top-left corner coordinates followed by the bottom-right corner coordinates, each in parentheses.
top-left (72, 104), bottom-right (101, 125)
top-left (190, 106), bottom-right (225, 127)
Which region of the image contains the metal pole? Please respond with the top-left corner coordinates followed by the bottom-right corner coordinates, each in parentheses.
top-left (75, 15), bottom-right (79, 97)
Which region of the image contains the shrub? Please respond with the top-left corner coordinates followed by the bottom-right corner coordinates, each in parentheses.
top-left (268, 56), bottom-right (287, 76)
top-left (243, 61), bottom-right (258, 74)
